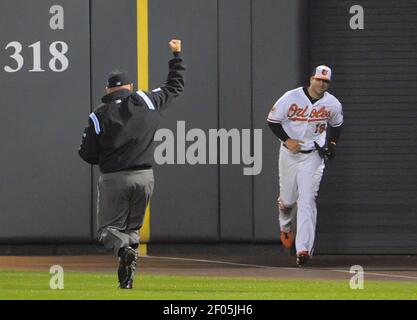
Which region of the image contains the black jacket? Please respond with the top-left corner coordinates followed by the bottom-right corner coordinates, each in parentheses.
top-left (78, 53), bottom-right (185, 173)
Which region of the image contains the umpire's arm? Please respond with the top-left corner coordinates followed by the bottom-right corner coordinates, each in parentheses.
top-left (135, 39), bottom-right (185, 112)
top-left (78, 116), bottom-right (100, 165)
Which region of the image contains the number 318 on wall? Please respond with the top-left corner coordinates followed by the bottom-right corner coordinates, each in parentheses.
top-left (4, 41), bottom-right (69, 73)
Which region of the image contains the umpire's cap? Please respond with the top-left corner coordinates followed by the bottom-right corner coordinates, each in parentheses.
top-left (107, 70), bottom-right (131, 88)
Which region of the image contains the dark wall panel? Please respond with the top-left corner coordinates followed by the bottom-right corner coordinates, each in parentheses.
top-left (310, 0), bottom-right (417, 253)
top-left (252, 0), bottom-right (309, 241)
top-left (218, 0), bottom-right (253, 241)
top-left (0, 0), bottom-right (91, 241)
top-left (149, 0), bottom-right (219, 241)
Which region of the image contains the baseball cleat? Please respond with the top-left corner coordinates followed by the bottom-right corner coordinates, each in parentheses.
top-left (280, 231), bottom-right (294, 249)
top-left (118, 246), bottom-right (138, 289)
top-left (296, 251), bottom-right (310, 267)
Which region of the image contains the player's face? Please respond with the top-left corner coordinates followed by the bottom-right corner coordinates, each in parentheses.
top-left (310, 77), bottom-right (330, 97)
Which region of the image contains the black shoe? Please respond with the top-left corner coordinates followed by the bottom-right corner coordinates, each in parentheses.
top-left (118, 246), bottom-right (138, 289)
top-left (296, 251), bottom-right (309, 267)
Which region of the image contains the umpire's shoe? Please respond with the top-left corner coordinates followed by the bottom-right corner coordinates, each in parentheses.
top-left (118, 246), bottom-right (138, 289)
top-left (296, 251), bottom-right (309, 267)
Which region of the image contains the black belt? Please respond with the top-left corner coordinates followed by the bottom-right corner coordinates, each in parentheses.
top-left (120, 165), bottom-right (152, 171)
top-left (283, 144), bottom-right (314, 154)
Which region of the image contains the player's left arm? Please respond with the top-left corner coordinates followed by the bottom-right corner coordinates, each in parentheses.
top-left (326, 102), bottom-right (344, 159)
top-left (328, 102), bottom-right (343, 143)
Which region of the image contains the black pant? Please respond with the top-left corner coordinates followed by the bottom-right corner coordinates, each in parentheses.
top-left (97, 169), bottom-right (154, 255)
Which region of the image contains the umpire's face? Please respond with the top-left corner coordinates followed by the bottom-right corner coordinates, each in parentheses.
top-left (309, 77), bottom-right (330, 98)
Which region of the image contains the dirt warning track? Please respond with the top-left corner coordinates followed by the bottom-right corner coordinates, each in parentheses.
top-left (0, 254), bottom-right (416, 283)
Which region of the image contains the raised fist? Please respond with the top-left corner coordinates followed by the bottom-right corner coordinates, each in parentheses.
top-left (169, 39), bottom-right (181, 53)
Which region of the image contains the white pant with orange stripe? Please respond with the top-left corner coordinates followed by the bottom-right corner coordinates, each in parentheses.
top-left (278, 144), bottom-right (325, 255)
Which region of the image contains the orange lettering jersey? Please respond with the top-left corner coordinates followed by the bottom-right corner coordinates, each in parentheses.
top-left (267, 87), bottom-right (343, 150)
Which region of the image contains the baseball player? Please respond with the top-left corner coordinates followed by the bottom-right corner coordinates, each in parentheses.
top-left (78, 39), bottom-right (185, 288)
top-left (267, 65), bottom-right (343, 266)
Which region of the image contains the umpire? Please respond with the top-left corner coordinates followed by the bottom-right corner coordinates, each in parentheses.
top-left (78, 39), bottom-right (185, 289)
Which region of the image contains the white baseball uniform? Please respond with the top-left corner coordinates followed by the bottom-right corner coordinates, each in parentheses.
top-left (267, 86), bottom-right (343, 255)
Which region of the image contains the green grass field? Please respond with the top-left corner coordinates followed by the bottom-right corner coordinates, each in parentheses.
top-left (0, 270), bottom-right (416, 300)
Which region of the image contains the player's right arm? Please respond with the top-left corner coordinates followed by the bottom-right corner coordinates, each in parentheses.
top-left (267, 94), bottom-right (303, 153)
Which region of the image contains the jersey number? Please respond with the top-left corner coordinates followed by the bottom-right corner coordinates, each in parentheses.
top-left (315, 123), bottom-right (326, 134)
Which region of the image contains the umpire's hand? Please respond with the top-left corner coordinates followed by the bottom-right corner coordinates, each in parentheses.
top-left (169, 39), bottom-right (181, 53)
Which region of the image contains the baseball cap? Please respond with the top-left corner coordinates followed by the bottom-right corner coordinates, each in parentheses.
top-left (312, 65), bottom-right (332, 81)
top-left (107, 70), bottom-right (131, 88)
